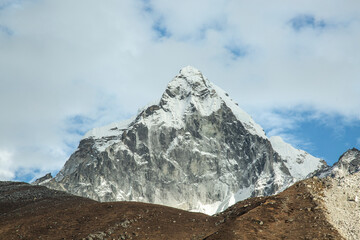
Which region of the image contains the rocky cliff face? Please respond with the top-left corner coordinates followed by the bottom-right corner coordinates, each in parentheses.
top-left (37, 66), bottom-right (326, 214)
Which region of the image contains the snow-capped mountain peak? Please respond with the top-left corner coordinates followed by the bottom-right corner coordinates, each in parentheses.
top-left (178, 65), bottom-right (210, 89)
top-left (37, 66), bottom-right (326, 215)
top-left (159, 66), bottom-right (266, 138)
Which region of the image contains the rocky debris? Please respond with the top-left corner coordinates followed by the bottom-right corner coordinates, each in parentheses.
top-left (36, 66), bottom-right (325, 215)
top-left (305, 147), bottom-right (360, 240)
top-left (83, 219), bottom-right (133, 240)
top-left (84, 231), bottom-right (106, 240)
top-left (319, 172), bottom-right (360, 240)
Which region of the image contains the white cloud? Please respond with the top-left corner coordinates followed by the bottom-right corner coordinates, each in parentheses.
top-left (0, 149), bottom-right (14, 180)
top-left (250, 109), bottom-right (316, 151)
top-left (0, 0), bottom-right (360, 180)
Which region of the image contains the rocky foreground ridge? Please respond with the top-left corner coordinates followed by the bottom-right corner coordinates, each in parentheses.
top-left (36, 66), bottom-right (326, 214)
top-left (4, 170), bottom-right (360, 239)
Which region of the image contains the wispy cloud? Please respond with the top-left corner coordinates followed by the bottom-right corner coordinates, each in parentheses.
top-left (289, 14), bottom-right (327, 31)
top-left (251, 108), bottom-right (314, 150)
top-left (225, 44), bottom-right (248, 60)
top-left (152, 19), bottom-right (171, 39)
top-left (0, 24), bottom-right (13, 36)
top-left (0, 0), bottom-right (22, 11)
top-left (0, 149), bottom-right (14, 180)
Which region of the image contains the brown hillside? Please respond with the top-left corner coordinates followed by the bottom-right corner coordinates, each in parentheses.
top-left (0, 179), bottom-right (343, 240)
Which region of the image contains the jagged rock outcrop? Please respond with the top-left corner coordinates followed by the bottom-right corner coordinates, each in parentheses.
top-left (333, 148), bottom-right (360, 176)
top-left (36, 66), bottom-right (326, 214)
top-left (32, 173), bottom-right (52, 185)
top-left (315, 148), bottom-right (360, 178)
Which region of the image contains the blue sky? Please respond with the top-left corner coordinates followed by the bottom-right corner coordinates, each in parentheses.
top-left (258, 110), bottom-right (360, 165)
top-left (0, 0), bottom-right (359, 182)
top-left (291, 117), bottom-right (360, 164)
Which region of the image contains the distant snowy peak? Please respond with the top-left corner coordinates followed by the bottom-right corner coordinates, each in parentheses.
top-left (269, 136), bottom-right (326, 180)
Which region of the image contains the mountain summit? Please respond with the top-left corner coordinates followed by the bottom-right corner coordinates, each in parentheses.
top-left (37, 66), bottom-right (326, 214)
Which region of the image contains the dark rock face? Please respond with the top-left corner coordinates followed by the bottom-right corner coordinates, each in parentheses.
top-left (36, 66), bottom-right (324, 214)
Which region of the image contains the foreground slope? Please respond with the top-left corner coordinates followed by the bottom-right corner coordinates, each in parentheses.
top-left (210, 177), bottom-right (345, 240)
top-left (37, 66), bottom-right (325, 214)
top-left (0, 181), bottom-right (219, 240)
top-left (322, 172), bottom-right (360, 240)
top-left (0, 178), bottom-right (344, 240)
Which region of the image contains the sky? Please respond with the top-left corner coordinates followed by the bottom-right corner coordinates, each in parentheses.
top-left (0, 0), bottom-right (359, 182)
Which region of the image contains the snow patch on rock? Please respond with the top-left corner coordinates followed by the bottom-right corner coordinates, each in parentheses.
top-left (270, 136), bottom-right (324, 181)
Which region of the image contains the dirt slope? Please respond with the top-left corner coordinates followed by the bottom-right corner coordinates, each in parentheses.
top-left (208, 178), bottom-right (343, 240)
top-left (0, 182), bottom-right (220, 240)
top-left (0, 180), bottom-right (343, 240)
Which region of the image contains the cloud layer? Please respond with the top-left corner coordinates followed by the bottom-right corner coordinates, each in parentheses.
top-left (0, 0), bottom-right (359, 180)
